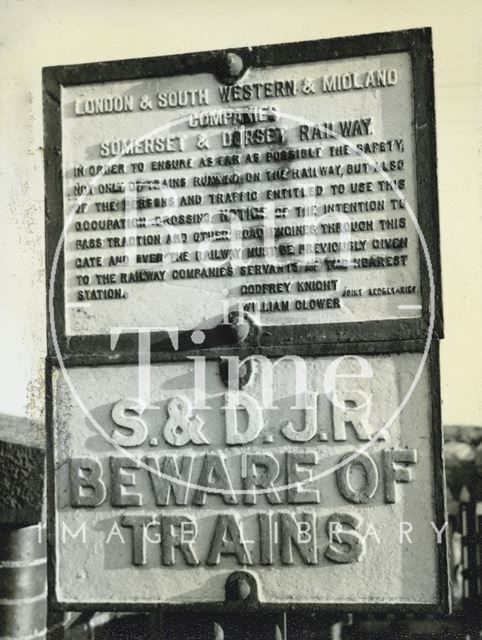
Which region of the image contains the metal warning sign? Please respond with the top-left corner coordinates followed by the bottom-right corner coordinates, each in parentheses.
top-left (49, 351), bottom-right (446, 608)
top-left (44, 29), bottom-right (447, 613)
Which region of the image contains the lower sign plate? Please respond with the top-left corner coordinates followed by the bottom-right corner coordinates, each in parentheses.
top-left (48, 350), bottom-right (447, 609)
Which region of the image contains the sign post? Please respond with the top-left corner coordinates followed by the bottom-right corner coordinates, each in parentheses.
top-left (44, 27), bottom-right (448, 635)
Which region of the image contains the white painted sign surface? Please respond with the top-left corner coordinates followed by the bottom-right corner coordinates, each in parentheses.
top-left (61, 52), bottom-right (422, 336)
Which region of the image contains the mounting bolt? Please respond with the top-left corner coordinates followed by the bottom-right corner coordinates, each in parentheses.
top-left (228, 310), bottom-right (251, 343)
top-left (225, 52), bottom-right (243, 77)
top-left (218, 355), bottom-right (253, 390)
top-left (225, 571), bottom-right (257, 602)
top-left (218, 311), bottom-right (258, 389)
top-left (236, 576), bottom-right (251, 600)
top-left (216, 52), bottom-right (245, 84)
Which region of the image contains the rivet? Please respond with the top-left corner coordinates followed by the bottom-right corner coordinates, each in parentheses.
top-left (224, 52), bottom-right (244, 78)
top-left (216, 52), bottom-right (245, 84)
top-left (228, 310), bottom-right (257, 344)
top-left (225, 571), bottom-right (258, 603)
top-left (236, 576), bottom-right (251, 600)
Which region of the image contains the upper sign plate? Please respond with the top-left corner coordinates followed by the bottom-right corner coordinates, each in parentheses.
top-left (44, 29), bottom-right (442, 357)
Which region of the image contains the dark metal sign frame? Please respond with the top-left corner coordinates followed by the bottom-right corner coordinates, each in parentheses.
top-left (43, 28), bottom-right (443, 366)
